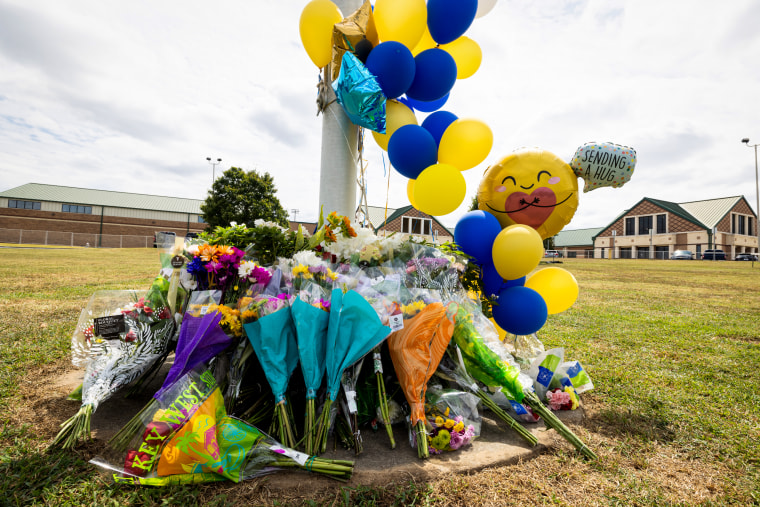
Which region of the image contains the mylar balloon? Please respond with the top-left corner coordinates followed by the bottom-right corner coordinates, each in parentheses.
top-left (406, 93), bottom-right (449, 113)
top-left (454, 210), bottom-right (502, 264)
top-left (373, 0), bottom-right (427, 50)
top-left (421, 110), bottom-right (458, 146)
top-left (372, 99), bottom-right (417, 150)
top-left (388, 124), bottom-right (438, 179)
top-left (427, 0), bottom-right (478, 45)
top-left (525, 267), bottom-right (579, 315)
top-left (438, 118), bottom-right (493, 170)
top-left (475, 0), bottom-right (498, 18)
top-left (299, 0), bottom-right (343, 68)
top-left (492, 286), bottom-right (548, 336)
top-left (478, 148), bottom-right (580, 240)
top-left (491, 224), bottom-right (544, 280)
top-left (441, 36), bottom-right (482, 79)
top-left (570, 142), bottom-right (637, 193)
top-left (332, 52), bottom-right (386, 132)
top-left (413, 163), bottom-right (466, 216)
top-left (405, 48), bottom-right (458, 103)
top-left (365, 41), bottom-right (416, 99)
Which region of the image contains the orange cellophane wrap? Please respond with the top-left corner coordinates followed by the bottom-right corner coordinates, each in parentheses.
top-left (387, 302), bottom-right (456, 426)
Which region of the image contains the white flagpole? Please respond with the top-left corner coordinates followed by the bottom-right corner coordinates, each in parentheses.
top-left (318, 0), bottom-right (362, 219)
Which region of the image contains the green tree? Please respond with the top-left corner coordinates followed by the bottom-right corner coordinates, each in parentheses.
top-left (201, 167), bottom-right (289, 228)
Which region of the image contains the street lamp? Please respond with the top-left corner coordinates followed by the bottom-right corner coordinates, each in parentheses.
top-left (207, 157), bottom-right (222, 187)
top-left (741, 139), bottom-right (760, 257)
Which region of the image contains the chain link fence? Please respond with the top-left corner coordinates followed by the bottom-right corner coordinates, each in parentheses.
top-left (0, 228), bottom-right (154, 248)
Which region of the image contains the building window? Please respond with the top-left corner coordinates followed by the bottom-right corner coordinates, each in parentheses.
top-left (638, 215), bottom-right (653, 235)
top-left (749, 217), bottom-right (755, 236)
top-left (656, 214), bottom-right (666, 234)
top-left (198, 216), bottom-right (205, 223)
top-left (62, 204), bottom-right (92, 214)
top-left (738, 215), bottom-right (746, 235)
top-left (8, 199), bottom-right (41, 210)
top-left (625, 217), bottom-right (635, 235)
top-left (401, 216), bottom-right (432, 235)
top-left (731, 214), bottom-right (737, 233)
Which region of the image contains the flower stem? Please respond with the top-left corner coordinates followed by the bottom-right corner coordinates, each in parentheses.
top-left (109, 399), bottom-right (158, 452)
top-left (376, 372), bottom-right (396, 449)
top-left (416, 420), bottom-right (429, 459)
top-left (49, 404), bottom-right (93, 450)
top-left (315, 398), bottom-right (333, 455)
top-left (473, 390), bottom-right (538, 447)
top-left (522, 391), bottom-right (597, 460)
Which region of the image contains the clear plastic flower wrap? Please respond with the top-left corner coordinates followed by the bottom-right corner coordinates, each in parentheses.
top-left (423, 386), bottom-right (481, 454)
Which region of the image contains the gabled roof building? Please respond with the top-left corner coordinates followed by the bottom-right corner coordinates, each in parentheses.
top-left (591, 196), bottom-right (757, 259)
top-left (0, 183), bottom-right (206, 247)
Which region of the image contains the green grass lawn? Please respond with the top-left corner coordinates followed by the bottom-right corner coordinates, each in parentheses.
top-left (0, 249), bottom-right (758, 505)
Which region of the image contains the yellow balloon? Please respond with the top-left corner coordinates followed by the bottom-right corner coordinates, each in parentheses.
top-left (525, 267), bottom-right (579, 315)
top-left (477, 148), bottom-right (579, 240)
top-left (407, 179), bottom-right (418, 208)
top-left (491, 224), bottom-right (544, 280)
top-left (374, 0), bottom-right (427, 50)
top-left (413, 164), bottom-right (466, 216)
top-left (438, 119), bottom-right (493, 170)
top-left (299, 0), bottom-right (343, 68)
top-left (489, 317), bottom-right (508, 342)
top-left (412, 26), bottom-right (436, 56)
top-left (372, 100), bottom-right (417, 151)
top-left (441, 36), bottom-right (482, 79)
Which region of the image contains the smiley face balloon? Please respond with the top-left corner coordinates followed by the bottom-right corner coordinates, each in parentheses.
top-left (477, 148), bottom-right (579, 239)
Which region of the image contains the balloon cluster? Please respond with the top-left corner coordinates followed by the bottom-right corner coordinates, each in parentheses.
top-left (454, 211), bottom-right (579, 337)
top-left (299, 0), bottom-right (497, 217)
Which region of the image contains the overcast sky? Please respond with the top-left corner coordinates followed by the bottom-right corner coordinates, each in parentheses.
top-left (1, 0), bottom-right (759, 229)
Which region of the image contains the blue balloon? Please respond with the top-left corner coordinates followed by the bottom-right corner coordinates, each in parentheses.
top-left (365, 41), bottom-right (416, 99)
top-left (454, 210), bottom-right (502, 263)
top-left (387, 124), bottom-right (438, 179)
top-left (492, 286), bottom-right (548, 336)
top-left (421, 110), bottom-right (458, 146)
top-left (405, 93), bottom-right (449, 113)
top-left (427, 0), bottom-right (478, 45)
top-left (406, 48), bottom-right (457, 103)
top-left (481, 263), bottom-right (525, 297)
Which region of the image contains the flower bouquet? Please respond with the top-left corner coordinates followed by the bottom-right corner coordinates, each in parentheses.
top-left (424, 386), bottom-right (481, 455)
top-left (93, 367), bottom-right (353, 485)
top-left (241, 290), bottom-right (299, 449)
top-left (52, 283), bottom-right (175, 449)
top-left (387, 289), bottom-right (457, 458)
top-left (314, 288), bottom-right (391, 454)
top-left (109, 290), bottom-right (229, 451)
top-left (291, 279), bottom-right (331, 455)
top-left (450, 297), bottom-right (597, 460)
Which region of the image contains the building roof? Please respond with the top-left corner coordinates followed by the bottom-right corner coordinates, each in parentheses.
top-left (554, 227), bottom-right (604, 247)
top-left (0, 183), bottom-right (203, 214)
top-left (593, 195), bottom-right (754, 239)
top-left (361, 205), bottom-right (397, 229)
top-left (679, 196), bottom-right (746, 229)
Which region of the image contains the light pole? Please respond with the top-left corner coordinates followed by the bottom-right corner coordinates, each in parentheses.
top-left (207, 157), bottom-right (222, 188)
top-left (741, 138), bottom-right (760, 257)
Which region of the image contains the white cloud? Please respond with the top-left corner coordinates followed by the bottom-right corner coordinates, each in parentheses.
top-left (1, 0), bottom-right (759, 230)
